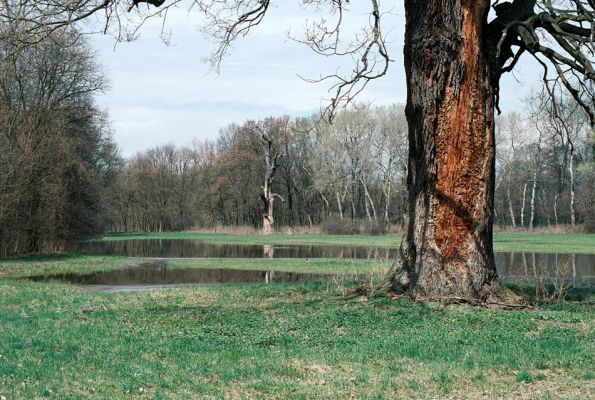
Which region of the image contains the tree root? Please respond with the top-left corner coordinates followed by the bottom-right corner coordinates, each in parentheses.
top-left (439, 296), bottom-right (536, 310)
top-left (384, 291), bottom-right (536, 310)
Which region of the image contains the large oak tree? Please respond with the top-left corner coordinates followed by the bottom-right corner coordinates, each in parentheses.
top-left (3, 0), bottom-right (594, 301)
top-left (387, 0), bottom-right (594, 301)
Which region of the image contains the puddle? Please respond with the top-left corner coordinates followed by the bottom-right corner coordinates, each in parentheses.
top-left (30, 262), bottom-right (356, 292)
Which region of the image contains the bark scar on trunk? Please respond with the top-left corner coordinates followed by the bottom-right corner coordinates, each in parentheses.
top-left (386, 0), bottom-right (502, 301)
top-left (433, 3), bottom-right (488, 287)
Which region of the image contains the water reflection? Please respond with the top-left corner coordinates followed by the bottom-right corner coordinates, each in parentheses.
top-left (263, 244), bottom-right (274, 258)
top-left (71, 239), bottom-right (594, 286)
top-left (30, 262), bottom-right (352, 292)
top-left (73, 239), bottom-right (398, 259)
top-left (496, 252), bottom-right (593, 286)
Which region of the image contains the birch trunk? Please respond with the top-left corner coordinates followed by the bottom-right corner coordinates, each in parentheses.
top-left (360, 176), bottom-right (377, 222)
top-left (336, 191), bottom-right (343, 220)
top-left (554, 194), bottom-right (558, 226)
top-left (507, 187), bottom-right (516, 227)
top-left (529, 167), bottom-right (538, 230)
top-left (520, 182), bottom-right (527, 227)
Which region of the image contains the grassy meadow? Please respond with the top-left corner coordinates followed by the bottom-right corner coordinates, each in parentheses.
top-left (0, 233), bottom-right (594, 399)
top-left (100, 231), bottom-right (595, 254)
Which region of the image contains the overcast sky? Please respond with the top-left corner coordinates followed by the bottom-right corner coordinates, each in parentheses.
top-left (90, 2), bottom-right (543, 157)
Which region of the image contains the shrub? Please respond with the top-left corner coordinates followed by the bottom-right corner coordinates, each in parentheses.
top-left (321, 217), bottom-right (388, 235)
top-left (583, 202), bottom-right (595, 233)
top-left (320, 217), bottom-right (360, 235)
top-left (361, 221), bottom-right (388, 235)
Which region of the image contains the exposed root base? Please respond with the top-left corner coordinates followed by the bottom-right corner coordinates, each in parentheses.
top-left (382, 257), bottom-right (527, 309)
top-left (433, 296), bottom-right (534, 310)
top-left (385, 291), bottom-right (533, 310)
top-left (381, 257), bottom-right (411, 294)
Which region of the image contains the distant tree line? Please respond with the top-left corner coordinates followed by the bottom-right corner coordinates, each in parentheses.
top-left (106, 106), bottom-right (410, 233)
top-left (494, 90), bottom-right (594, 231)
top-left (107, 95), bottom-right (593, 234)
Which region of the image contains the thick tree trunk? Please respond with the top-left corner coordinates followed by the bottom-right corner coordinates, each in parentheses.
top-left (261, 172), bottom-right (284, 234)
top-left (261, 178), bottom-right (276, 234)
top-left (384, 0), bottom-right (502, 300)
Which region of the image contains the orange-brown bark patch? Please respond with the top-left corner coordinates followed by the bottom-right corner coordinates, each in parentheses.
top-left (433, 2), bottom-right (490, 284)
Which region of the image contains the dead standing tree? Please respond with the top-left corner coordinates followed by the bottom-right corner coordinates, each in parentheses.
top-left (6, 0), bottom-right (595, 301)
top-left (249, 118), bottom-right (286, 234)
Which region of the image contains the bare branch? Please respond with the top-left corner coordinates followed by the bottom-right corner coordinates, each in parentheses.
top-left (1, 1), bottom-right (393, 117)
top-left (489, 0), bottom-right (595, 126)
top-left (294, 0), bottom-right (391, 120)
top-left (195, 0), bottom-right (270, 71)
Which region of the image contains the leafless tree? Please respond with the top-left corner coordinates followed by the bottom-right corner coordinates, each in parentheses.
top-left (249, 117), bottom-right (287, 234)
top-left (495, 111), bottom-right (527, 227)
top-left (373, 104), bottom-right (408, 226)
top-left (0, 28), bottom-right (119, 256)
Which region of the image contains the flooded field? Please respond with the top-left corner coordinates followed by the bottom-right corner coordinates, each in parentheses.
top-left (495, 252), bottom-right (594, 286)
top-left (65, 239), bottom-right (594, 289)
top-left (73, 239), bottom-right (399, 259)
top-left (30, 262), bottom-right (351, 292)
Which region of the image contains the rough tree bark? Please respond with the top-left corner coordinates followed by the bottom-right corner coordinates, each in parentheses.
top-left (384, 0), bottom-right (502, 300)
top-left (381, 0), bottom-right (595, 301)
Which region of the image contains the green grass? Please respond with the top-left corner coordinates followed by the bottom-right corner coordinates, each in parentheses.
top-left (0, 254), bottom-right (131, 280)
top-left (493, 233), bottom-right (595, 254)
top-left (516, 370), bottom-right (533, 383)
top-left (101, 232), bottom-right (401, 247)
top-left (0, 255), bottom-right (594, 399)
top-left (0, 255), bottom-right (387, 280)
top-left (167, 257), bottom-right (390, 275)
top-left (99, 232), bottom-right (595, 253)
